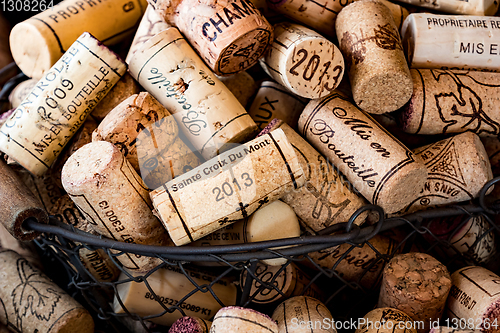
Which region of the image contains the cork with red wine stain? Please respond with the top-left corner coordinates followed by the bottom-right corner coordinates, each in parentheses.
top-left (378, 253), bottom-right (451, 333)
top-left (169, 317), bottom-right (211, 333)
top-left (447, 266), bottom-right (500, 333)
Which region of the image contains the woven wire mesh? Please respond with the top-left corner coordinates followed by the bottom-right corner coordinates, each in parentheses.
top-left (25, 176), bottom-right (500, 332)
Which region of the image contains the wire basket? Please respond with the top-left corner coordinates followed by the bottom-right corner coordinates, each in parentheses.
top-left (24, 175), bottom-right (500, 332)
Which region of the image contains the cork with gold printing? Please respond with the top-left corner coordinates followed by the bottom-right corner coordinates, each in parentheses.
top-left (401, 69), bottom-right (500, 137)
top-left (0, 250), bottom-right (94, 333)
top-left (259, 119), bottom-right (368, 232)
top-left (92, 92), bottom-right (201, 189)
top-left (398, 132), bottom-right (493, 214)
top-left (150, 128), bottom-right (305, 246)
top-left (298, 93), bottom-right (428, 214)
top-left (148, 0), bottom-right (273, 76)
top-left (61, 141), bottom-right (171, 272)
top-left (336, 0), bottom-right (413, 114)
top-left (128, 28), bottom-right (258, 160)
top-left (114, 266), bottom-right (237, 326)
top-left (378, 253), bottom-right (452, 333)
top-left (261, 22), bottom-right (345, 99)
top-left (9, 0), bottom-right (146, 79)
top-left (447, 266), bottom-right (500, 333)
top-left (0, 32), bottom-right (126, 176)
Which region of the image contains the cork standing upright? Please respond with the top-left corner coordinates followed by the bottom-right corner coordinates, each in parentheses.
top-left (298, 93), bottom-right (428, 214)
top-left (336, 0), bottom-right (413, 114)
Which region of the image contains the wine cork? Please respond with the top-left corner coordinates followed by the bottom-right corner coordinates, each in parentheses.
top-left (261, 22), bottom-right (345, 99)
top-left (125, 5), bottom-right (171, 64)
top-left (307, 234), bottom-right (397, 290)
top-left (402, 14), bottom-right (500, 72)
top-left (240, 262), bottom-right (322, 304)
top-left (398, 132), bottom-right (493, 214)
top-left (9, 0), bottom-right (146, 79)
top-left (149, 0), bottom-right (273, 75)
top-left (447, 267), bottom-right (500, 333)
top-left (356, 308), bottom-right (417, 333)
top-left (114, 265), bottom-right (237, 326)
top-left (92, 92), bottom-right (201, 189)
top-left (336, 0), bottom-right (413, 114)
top-left (0, 159), bottom-right (48, 241)
top-left (211, 306), bottom-right (278, 332)
top-left (192, 200), bottom-right (300, 265)
top-left (430, 328), bottom-right (478, 333)
top-left (128, 28), bottom-right (258, 160)
top-left (481, 136), bottom-right (500, 198)
top-left (61, 141), bottom-right (171, 272)
top-left (8, 79), bottom-right (37, 109)
top-left (217, 71), bottom-right (258, 108)
top-left (378, 253), bottom-right (452, 333)
top-left (248, 81), bottom-right (308, 131)
top-left (425, 214), bottom-right (497, 265)
top-left (272, 296), bottom-right (336, 333)
top-left (169, 317), bottom-right (212, 333)
top-left (261, 119), bottom-right (368, 233)
top-left (50, 195), bottom-right (121, 282)
top-left (0, 32), bottom-right (126, 176)
top-left (150, 128), bottom-right (305, 245)
top-left (390, 0), bottom-right (497, 15)
top-left (90, 73), bottom-right (142, 122)
top-left (298, 93), bottom-right (427, 214)
top-left (0, 223), bottom-right (41, 268)
top-left (0, 250), bottom-right (94, 333)
top-left (401, 69), bottom-right (500, 137)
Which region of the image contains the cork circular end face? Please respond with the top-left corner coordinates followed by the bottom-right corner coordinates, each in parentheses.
top-left (216, 28), bottom-right (272, 76)
top-left (283, 37), bottom-right (344, 99)
top-left (353, 72), bottom-right (413, 114)
top-left (16, 207), bottom-right (47, 241)
top-left (170, 317), bottom-right (205, 333)
top-left (383, 253), bottom-right (451, 301)
top-left (61, 141), bottom-right (120, 190)
top-left (10, 22), bottom-right (56, 80)
top-left (376, 163), bottom-right (427, 213)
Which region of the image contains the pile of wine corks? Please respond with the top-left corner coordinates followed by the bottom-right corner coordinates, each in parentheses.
top-left (1, 0), bottom-right (500, 331)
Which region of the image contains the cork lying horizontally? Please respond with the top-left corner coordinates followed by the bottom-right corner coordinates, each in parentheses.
top-left (262, 22), bottom-right (344, 99)
top-left (0, 250), bottom-right (94, 333)
top-left (0, 32), bottom-right (126, 176)
top-left (260, 119), bottom-right (368, 232)
top-left (150, 128), bottom-right (305, 246)
top-left (61, 141), bottom-right (171, 272)
top-left (217, 71), bottom-right (258, 108)
top-left (9, 0), bottom-right (146, 79)
top-left (307, 234), bottom-right (397, 290)
top-left (93, 92), bottom-right (201, 189)
top-left (402, 14), bottom-right (500, 72)
top-left (430, 327), bottom-right (479, 333)
top-left (392, 0), bottom-right (498, 15)
top-left (248, 81), bottom-right (308, 131)
top-left (149, 0), bottom-right (273, 76)
top-left (128, 28), bottom-right (258, 160)
top-left (336, 0), bottom-right (413, 114)
top-left (401, 69), bottom-right (500, 137)
top-left (273, 296), bottom-right (336, 333)
top-left (240, 262), bottom-right (322, 305)
top-left (169, 317), bottom-right (212, 333)
top-left (399, 132), bottom-right (493, 214)
top-left (211, 306), bottom-right (278, 332)
top-left (299, 93), bottom-right (428, 214)
top-left (355, 308), bottom-right (417, 333)
top-left (114, 266), bottom-right (237, 326)
top-left (378, 253), bottom-right (452, 333)
top-left (191, 200), bottom-right (301, 266)
top-left (447, 266), bottom-right (500, 333)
